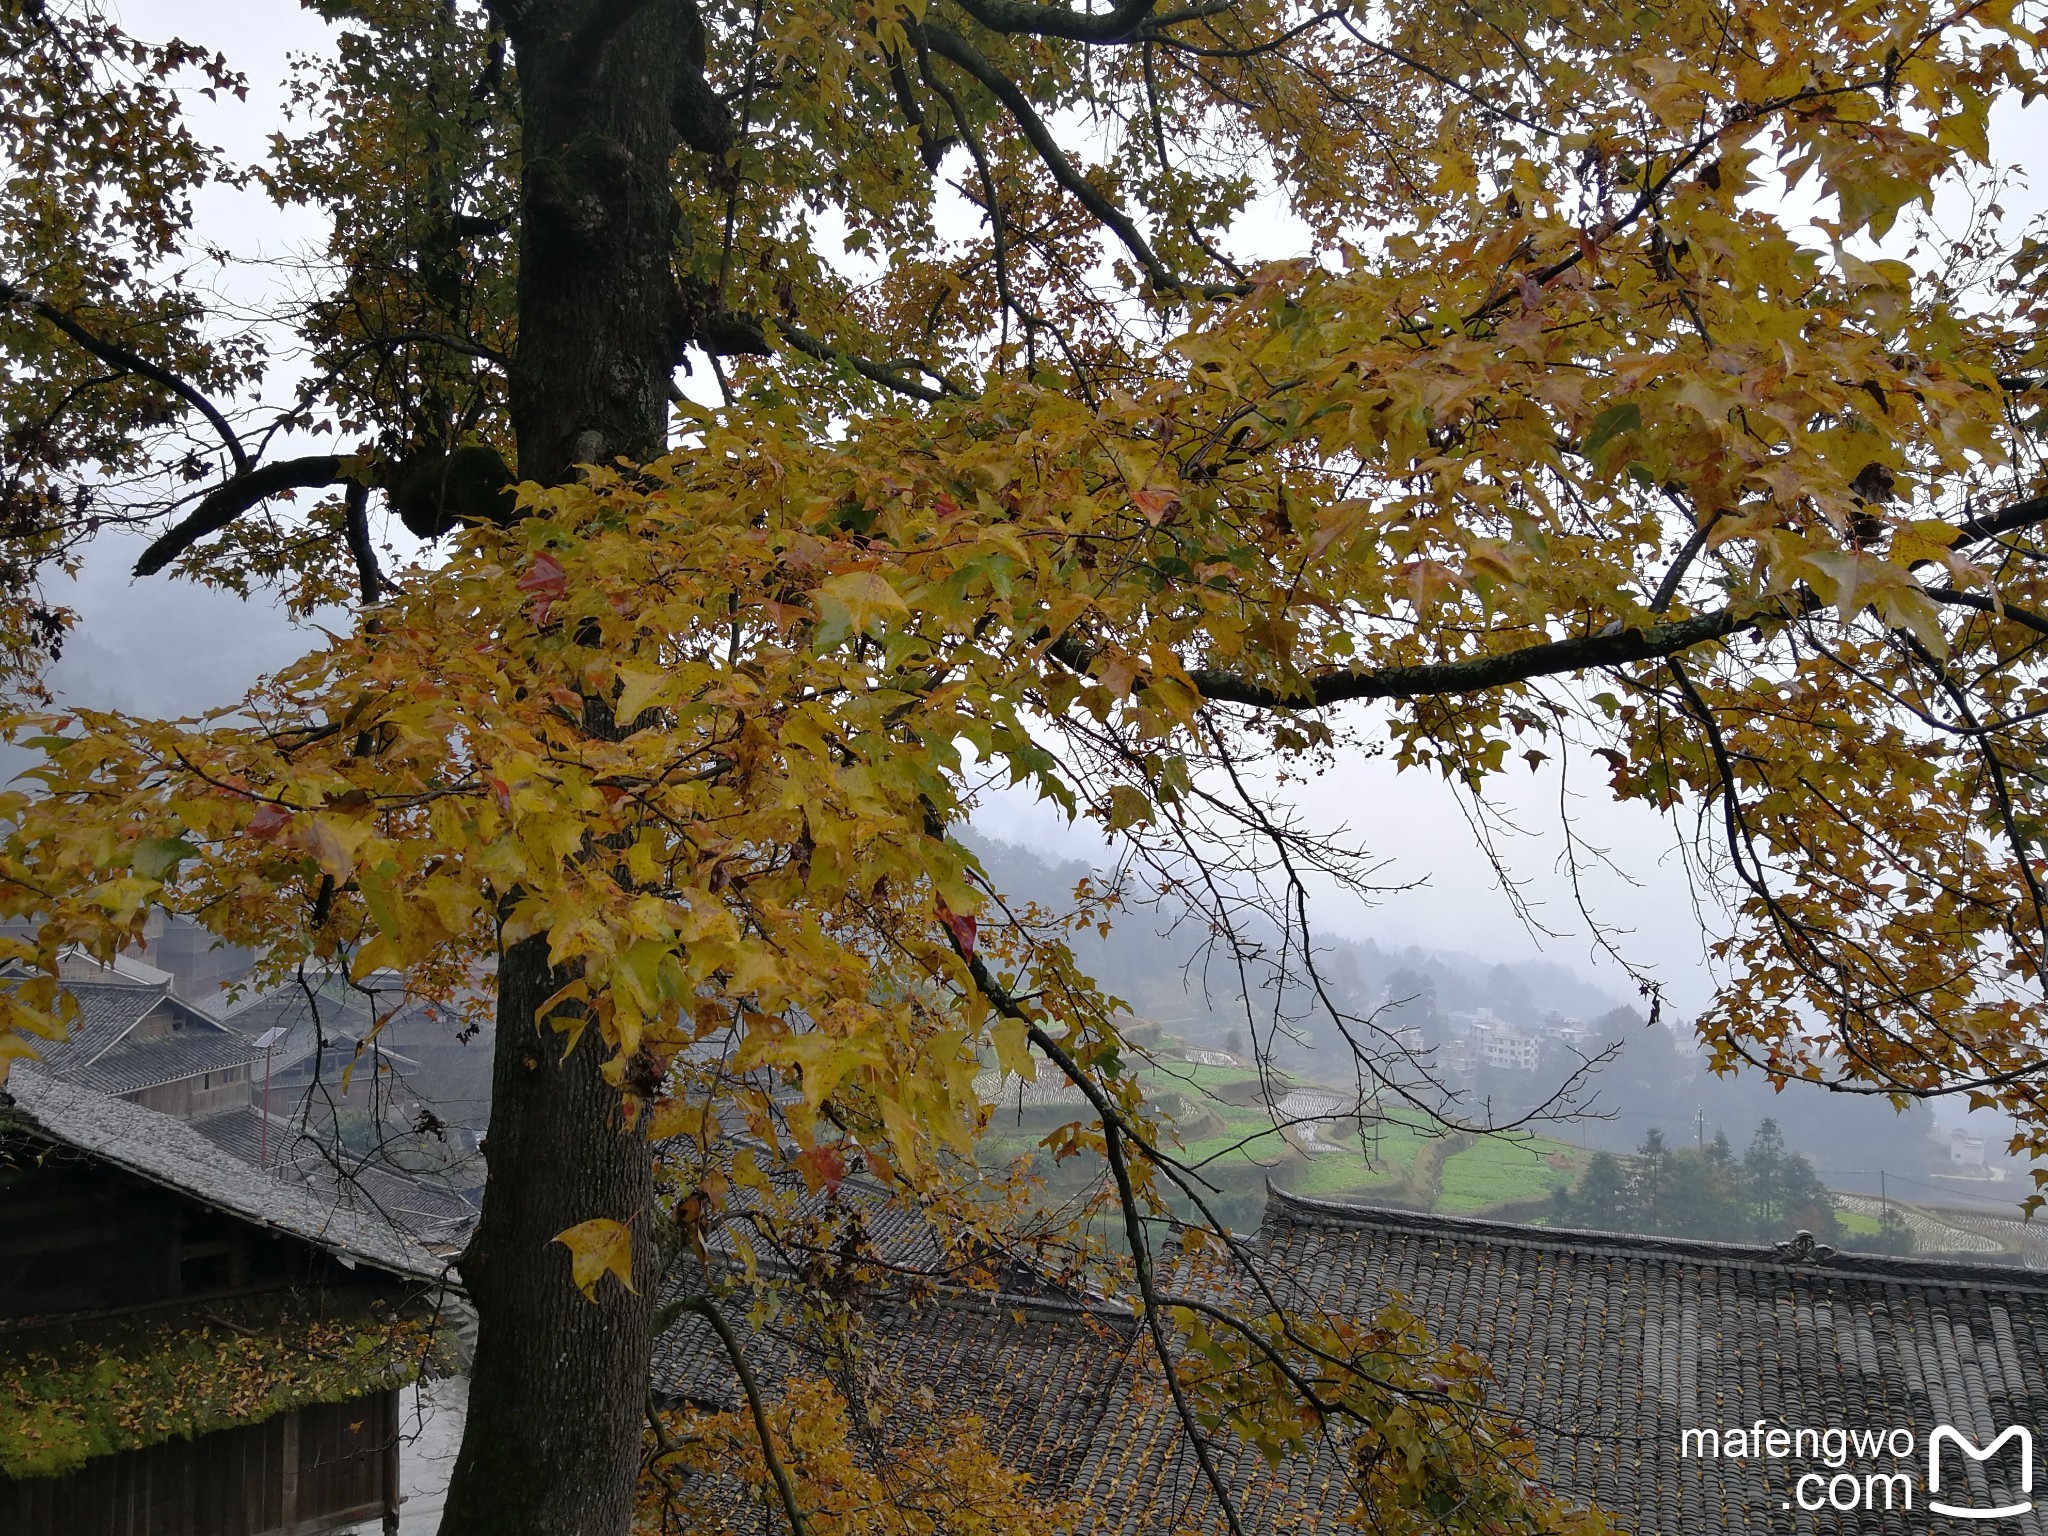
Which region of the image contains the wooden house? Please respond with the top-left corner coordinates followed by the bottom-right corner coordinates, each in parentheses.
top-left (0, 1070), bottom-right (450, 1536)
top-left (14, 952), bottom-right (258, 1120)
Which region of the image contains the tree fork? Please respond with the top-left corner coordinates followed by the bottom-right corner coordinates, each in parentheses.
top-left (440, 2), bottom-right (705, 1531)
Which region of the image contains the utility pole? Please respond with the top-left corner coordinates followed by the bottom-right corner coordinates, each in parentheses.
top-left (253, 1026), bottom-right (287, 1169)
top-left (1693, 1105), bottom-right (1706, 1151)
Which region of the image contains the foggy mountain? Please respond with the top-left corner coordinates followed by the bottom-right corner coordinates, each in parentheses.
top-left (966, 830), bottom-right (1958, 1189)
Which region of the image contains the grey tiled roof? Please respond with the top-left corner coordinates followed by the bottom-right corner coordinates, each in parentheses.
top-left (189, 1104), bottom-right (478, 1250)
top-left (1236, 1191), bottom-right (2048, 1535)
top-left (655, 1187), bottom-right (2048, 1534)
top-left (73, 1027), bottom-right (255, 1094)
top-left (1, 1071), bottom-right (450, 1285)
top-left (7, 977), bottom-right (251, 1094)
top-left (14, 978), bottom-right (165, 1075)
top-left (210, 970), bottom-right (411, 1057)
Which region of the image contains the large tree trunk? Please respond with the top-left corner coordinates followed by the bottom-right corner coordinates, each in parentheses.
top-left (440, 4), bottom-right (695, 1531)
top-left (441, 937), bottom-right (656, 1535)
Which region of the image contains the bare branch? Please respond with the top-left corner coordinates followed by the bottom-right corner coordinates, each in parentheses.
top-left (1102, 1119), bottom-right (1249, 1536)
top-left (951, 0), bottom-right (1232, 44)
top-left (776, 322), bottom-right (970, 403)
top-left (920, 24), bottom-right (1241, 299)
top-left (1, 279), bottom-right (249, 476)
top-left (686, 1295), bottom-right (810, 1536)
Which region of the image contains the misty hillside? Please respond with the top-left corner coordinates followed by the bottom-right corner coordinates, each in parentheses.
top-left (966, 830), bottom-right (1961, 1189)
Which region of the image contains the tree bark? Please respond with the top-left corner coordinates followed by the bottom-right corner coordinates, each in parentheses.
top-left (439, 3), bottom-right (694, 1531)
top-left (441, 937), bottom-right (655, 1536)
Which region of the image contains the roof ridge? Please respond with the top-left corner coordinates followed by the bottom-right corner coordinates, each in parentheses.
top-left (74, 980), bottom-right (171, 1069)
top-left (887, 1280), bottom-right (1136, 1327)
top-left (1264, 1184), bottom-right (2048, 1291)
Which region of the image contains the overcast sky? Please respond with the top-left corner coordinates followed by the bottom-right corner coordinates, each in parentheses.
top-left (49, 1), bottom-right (2046, 1035)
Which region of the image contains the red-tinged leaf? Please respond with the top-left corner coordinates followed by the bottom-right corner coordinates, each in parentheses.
top-left (936, 896), bottom-right (976, 958)
top-left (1131, 487), bottom-right (1180, 525)
top-left (517, 552), bottom-right (567, 624)
top-left (245, 804), bottom-right (292, 841)
top-left (516, 551), bottom-right (567, 598)
top-left (934, 492), bottom-right (964, 519)
top-left (795, 1141), bottom-right (847, 1194)
top-left (490, 778), bottom-right (512, 812)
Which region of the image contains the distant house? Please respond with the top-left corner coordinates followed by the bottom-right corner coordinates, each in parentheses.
top-left (0, 1072), bottom-right (451, 1536)
top-left (14, 951), bottom-right (258, 1119)
top-left (655, 1187), bottom-right (2048, 1533)
top-left (209, 968), bottom-right (423, 1104)
top-left (210, 970), bottom-right (486, 1205)
top-left (1479, 1028), bottom-right (1540, 1072)
top-left (6, 953), bottom-right (478, 1251)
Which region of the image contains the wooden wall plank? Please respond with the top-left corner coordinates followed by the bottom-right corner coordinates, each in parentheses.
top-left (0, 1391), bottom-right (401, 1536)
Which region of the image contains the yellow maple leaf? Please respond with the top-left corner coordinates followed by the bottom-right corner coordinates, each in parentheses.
top-left (613, 665), bottom-right (669, 722)
top-left (814, 569), bottom-right (910, 642)
top-left (553, 1218), bottom-right (637, 1300)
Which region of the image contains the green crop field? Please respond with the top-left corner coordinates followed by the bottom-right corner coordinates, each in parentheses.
top-left (975, 1060), bottom-right (1585, 1223)
top-left (1435, 1134), bottom-right (1580, 1212)
top-left (1276, 1150), bottom-right (1410, 1199)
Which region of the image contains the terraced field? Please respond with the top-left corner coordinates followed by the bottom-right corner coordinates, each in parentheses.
top-left (976, 1056), bottom-right (1583, 1223)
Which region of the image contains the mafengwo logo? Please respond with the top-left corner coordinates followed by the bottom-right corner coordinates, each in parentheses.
top-left (1679, 1421), bottom-right (2034, 1518)
top-left (1927, 1427), bottom-right (2033, 1520)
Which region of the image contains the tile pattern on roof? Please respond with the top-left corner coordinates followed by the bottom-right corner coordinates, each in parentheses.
top-left (655, 1186), bottom-right (2048, 1535)
top-left (1248, 1193), bottom-right (2048, 1536)
top-left (2, 1070), bottom-right (448, 1285)
top-left (653, 1288), bottom-right (1146, 1511)
top-left (9, 978), bottom-right (164, 1075)
top-left (7, 978), bottom-right (253, 1095)
top-left (68, 1027), bottom-right (255, 1095)
top-left (188, 1104), bottom-right (477, 1249)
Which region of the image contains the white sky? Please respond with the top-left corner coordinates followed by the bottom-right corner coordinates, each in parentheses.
top-left (44, 1), bottom-right (2047, 1036)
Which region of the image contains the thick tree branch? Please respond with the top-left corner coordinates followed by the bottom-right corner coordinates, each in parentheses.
top-left (343, 480), bottom-right (385, 605)
top-left (1072, 606), bottom-right (1765, 709)
top-left (1067, 489), bottom-right (2048, 710)
top-left (133, 455), bottom-right (345, 577)
top-left (685, 1295), bottom-right (810, 1536)
top-left (1956, 493), bottom-right (2048, 546)
top-left (670, 0), bottom-right (740, 157)
top-left (1, 280), bottom-right (249, 476)
top-left (1925, 586), bottom-right (2048, 639)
